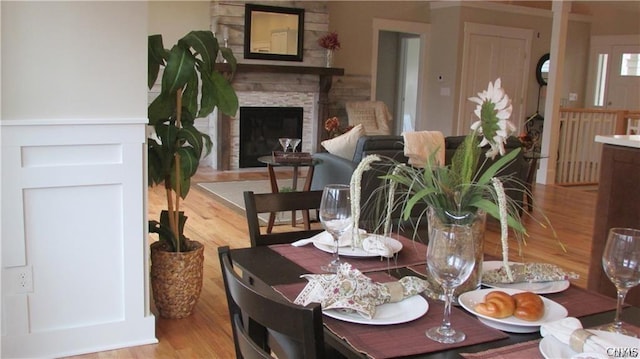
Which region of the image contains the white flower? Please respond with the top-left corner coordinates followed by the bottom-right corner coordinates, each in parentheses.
top-left (469, 78), bottom-right (516, 159)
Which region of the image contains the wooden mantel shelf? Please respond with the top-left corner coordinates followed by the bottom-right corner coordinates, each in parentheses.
top-left (215, 63), bottom-right (344, 76)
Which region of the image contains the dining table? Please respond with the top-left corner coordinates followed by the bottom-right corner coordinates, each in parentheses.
top-left (229, 234), bottom-right (640, 359)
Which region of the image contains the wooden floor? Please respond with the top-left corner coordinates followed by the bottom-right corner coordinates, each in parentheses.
top-left (69, 166), bottom-right (598, 358)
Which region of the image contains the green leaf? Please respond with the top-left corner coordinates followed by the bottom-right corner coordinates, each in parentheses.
top-left (179, 31), bottom-right (218, 73)
top-left (182, 70), bottom-right (199, 117)
top-left (209, 71), bottom-right (239, 116)
top-left (477, 147), bottom-right (521, 185)
top-left (161, 45), bottom-right (196, 97)
top-left (148, 35), bottom-right (166, 89)
top-left (172, 147), bottom-right (198, 198)
top-left (148, 93), bottom-right (174, 125)
top-left (473, 198), bottom-right (526, 233)
top-left (219, 47), bottom-right (237, 73)
top-left (179, 125), bottom-right (204, 158)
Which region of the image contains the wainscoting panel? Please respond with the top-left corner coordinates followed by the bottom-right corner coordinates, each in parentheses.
top-left (1, 119), bottom-right (157, 358)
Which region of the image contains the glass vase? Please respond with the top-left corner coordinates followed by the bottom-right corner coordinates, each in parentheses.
top-left (425, 206), bottom-right (486, 304)
top-left (325, 49), bottom-right (334, 68)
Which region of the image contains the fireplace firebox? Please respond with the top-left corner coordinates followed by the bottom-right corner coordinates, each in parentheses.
top-left (239, 106), bottom-right (304, 168)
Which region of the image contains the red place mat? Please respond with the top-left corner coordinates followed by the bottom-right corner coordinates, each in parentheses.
top-left (461, 339), bottom-right (543, 359)
top-left (270, 235), bottom-right (427, 274)
top-left (274, 272), bottom-right (508, 359)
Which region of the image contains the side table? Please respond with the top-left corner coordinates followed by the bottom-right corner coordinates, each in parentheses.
top-left (257, 155), bottom-right (317, 233)
top-left (523, 152), bottom-right (547, 212)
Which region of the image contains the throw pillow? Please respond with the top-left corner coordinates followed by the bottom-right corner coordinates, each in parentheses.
top-left (321, 124), bottom-right (366, 160)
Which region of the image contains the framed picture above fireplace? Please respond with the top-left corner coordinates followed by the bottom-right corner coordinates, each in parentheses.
top-left (244, 3), bottom-right (304, 62)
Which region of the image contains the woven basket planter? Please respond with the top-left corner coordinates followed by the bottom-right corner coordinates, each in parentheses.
top-left (150, 240), bottom-right (204, 319)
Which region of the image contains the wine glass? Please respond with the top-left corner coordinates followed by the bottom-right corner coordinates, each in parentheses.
top-left (319, 184), bottom-right (353, 273)
top-left (425, 224), bottom-right (476, 344)
top-left (593, 227), bottom-right (640, 337)
top-left (278, 138), bottom-right (291, 153)
top-left (290, 138), bottom-right (301, 152)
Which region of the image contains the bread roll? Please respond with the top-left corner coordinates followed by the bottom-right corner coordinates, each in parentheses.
top-left (512, 292), bottom-right (544, 321)
top-left (474, 291), bottom-right (516, 318)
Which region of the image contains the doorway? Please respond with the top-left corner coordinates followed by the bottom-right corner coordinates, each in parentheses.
top-left (371, 19), bottom-right (430, 134)
top-left (376, 32), bottom-right (420, 133)
top-left (458, 23), bottom-right (533, 134)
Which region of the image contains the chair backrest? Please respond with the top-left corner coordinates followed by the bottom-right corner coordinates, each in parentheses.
top-left (218, 246), bottom-right (325, 359)
top-left (345, 101), bottom-right (392, 135)
top-left (243, 190), bottom-right (324, 247)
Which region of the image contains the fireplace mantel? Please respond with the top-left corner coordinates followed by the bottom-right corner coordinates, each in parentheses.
top-left (215, 63), bottom-right (344, 77)
top-left (215, 63), bottom-right (344, 170)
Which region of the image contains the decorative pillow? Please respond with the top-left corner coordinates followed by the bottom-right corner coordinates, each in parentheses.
top-left (321, 123), bottom-right (365, 160)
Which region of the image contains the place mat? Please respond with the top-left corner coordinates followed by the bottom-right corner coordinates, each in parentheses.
top-left (270, 235), bottom-right (427, 274)
top-left (461, 323), bottom-right (640, 359)
top-left (406, 265), bottom-right (619, 318)
top-left (274, 272), bottom-right (508, 359)
top-left (461, 339), bottom-right (543, 359)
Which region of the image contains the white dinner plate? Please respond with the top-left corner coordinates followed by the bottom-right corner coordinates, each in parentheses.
top-left (539, 330), bottom-right (640, 359)
top-left (313, 235), bottom-right (403, 258)
top-left (482, 261), bottom-right (571, 294)
top-left (458, 288), bottom-right (568, 333)
top-left (323, 294), bottom-right (428, 325)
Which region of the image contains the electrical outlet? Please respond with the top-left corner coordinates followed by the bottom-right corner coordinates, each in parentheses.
top-left (10, 266), bottom-right (34, 293)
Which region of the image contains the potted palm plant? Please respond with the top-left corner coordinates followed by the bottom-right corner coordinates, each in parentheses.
top-left (147, 30), bottom-right (238, 318)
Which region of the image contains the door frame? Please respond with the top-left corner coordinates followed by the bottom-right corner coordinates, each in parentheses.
top-left (457, 22), bottom-right (533, 135)
top-left (586, 35), bottom-right (640, 110)
top-left (371, 18), bottom-right (430, 131)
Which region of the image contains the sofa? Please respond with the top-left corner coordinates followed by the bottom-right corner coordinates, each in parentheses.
top-left (311, 135), bottom-right (528, 240)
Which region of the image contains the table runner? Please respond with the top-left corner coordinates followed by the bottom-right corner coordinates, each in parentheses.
top-left (407, 265), bottom-right (620, 318)
top-left (274, 271), bottom-right (508, 359)
top-left (270, 235), bottom-right (428, 274)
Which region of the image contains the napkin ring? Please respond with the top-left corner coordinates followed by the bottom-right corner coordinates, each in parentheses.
top-left (385, 282), bottom-right (404, 302)
top-left (569, 328), bottom-right (593, 352)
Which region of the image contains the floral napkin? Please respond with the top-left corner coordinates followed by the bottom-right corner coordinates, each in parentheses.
top-left (482, 263), bottom-right (580, 284)
top-left (294, 263), bottom-right (430, 319)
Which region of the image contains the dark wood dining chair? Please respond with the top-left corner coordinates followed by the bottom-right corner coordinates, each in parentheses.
top-left (243, 190), bottom-right (324, 247)
top-left (218, 246), bottom-right (326, 359)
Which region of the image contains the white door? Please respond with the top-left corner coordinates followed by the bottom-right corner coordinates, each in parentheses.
top-left (458, 23), bottom-right (532, 135)
top-left (605, 45), bottom-right (640, 110)
top-left (396, 36), bottom-right (420, 133)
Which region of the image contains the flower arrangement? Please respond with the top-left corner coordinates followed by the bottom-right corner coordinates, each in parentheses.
top-left (318, 31), bottom-right (341, 50)
top-left (350, 78), bottom-right (561, 280)
top-left (324, 116), bottom-right (353, 138)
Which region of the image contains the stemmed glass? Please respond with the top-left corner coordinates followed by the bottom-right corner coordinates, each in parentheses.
top-left (593, 227), bottom-right (640, 337)
top-left (319, 184), bottom-right (353, 273)
top-left (425, 224), bottom-right (476, 344)
top-left (290, 138), bottom-right (301, 152)
top-left (278, 138), bottom-right (292, 153)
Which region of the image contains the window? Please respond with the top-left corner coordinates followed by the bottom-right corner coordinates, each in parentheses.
top-left (621, 53), bottom-right (640, 76)
top-left (593, 54), bottom-right (608, 107)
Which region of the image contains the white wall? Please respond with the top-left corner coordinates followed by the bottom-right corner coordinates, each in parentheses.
top-left (148, 1), bottom-right (210, 46)
top-left (1, 2), bottom-right (156, 357)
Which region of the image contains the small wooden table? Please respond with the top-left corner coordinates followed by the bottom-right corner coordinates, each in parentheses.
top-left (523, 152), bottom-right (547, 212)
top-left (257, 155), bottom-right (317, 233)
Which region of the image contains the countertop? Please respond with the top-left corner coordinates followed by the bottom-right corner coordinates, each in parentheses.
top-left (595, 134), bottom-right (640, 148)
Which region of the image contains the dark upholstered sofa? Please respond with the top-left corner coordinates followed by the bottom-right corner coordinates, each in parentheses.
top-left (310, 135), bottom-right (528, 240)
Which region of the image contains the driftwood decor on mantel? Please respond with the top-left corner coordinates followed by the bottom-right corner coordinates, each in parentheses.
top-left (215, 63), bottom-right (345, 170)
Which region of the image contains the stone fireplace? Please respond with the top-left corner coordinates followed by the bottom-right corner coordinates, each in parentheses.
top-left (212, 64), bottom-right (343, 170)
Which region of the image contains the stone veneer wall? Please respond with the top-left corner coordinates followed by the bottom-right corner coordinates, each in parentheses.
top-left (207, 0), bottom-right (370, 169)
